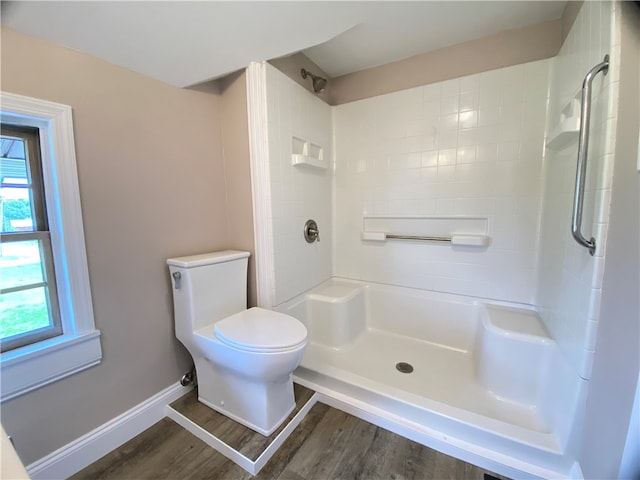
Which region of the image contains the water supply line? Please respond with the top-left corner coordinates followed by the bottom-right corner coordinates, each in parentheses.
top-left (180, 366), bottom-right (196, 386)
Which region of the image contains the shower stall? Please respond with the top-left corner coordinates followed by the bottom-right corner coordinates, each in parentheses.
top-left (244, 2), bottom-right (636, 478)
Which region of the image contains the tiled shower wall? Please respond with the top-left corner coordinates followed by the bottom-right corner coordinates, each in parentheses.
top-left (265, 64), bottom-right (332, 305)
top-left (333, 59), bottom-right (550, 304)
top-left (262, 0), bottom-right (616, 383)
top-left (537, 1), bottom-right (618, 379)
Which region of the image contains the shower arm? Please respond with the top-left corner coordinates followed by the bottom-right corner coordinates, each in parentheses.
top-left (571, 54), bottom-right (609, 257)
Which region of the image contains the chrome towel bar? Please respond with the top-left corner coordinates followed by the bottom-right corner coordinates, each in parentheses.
top-left (572, 54), bottom-right (609, 256)
top-left (386, 234), bottom-right (451, 242)
top-left (361, 231), bottom-right (490, 247)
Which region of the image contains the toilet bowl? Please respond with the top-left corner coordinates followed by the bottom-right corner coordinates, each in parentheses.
top-left (167, 251), bottom-right (307, 436)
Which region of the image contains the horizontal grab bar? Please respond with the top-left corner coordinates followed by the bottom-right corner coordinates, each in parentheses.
top-left (361, 232), bottom-right (490, 247)
top-left (387, 234), bottom-right (451, 242)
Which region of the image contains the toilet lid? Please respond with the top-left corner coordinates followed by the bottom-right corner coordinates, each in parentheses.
top-left (214, 307), bottom-right (307, 352)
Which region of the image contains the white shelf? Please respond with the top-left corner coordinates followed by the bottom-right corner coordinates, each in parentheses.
top-left (291, 154), bottom-right (327, 169)
top-left (546, 95), bottom-right (581, 151)
top-left (546, 116), bottom-right (580, 150)
top-left (291, 136), bottom-right (326, 169)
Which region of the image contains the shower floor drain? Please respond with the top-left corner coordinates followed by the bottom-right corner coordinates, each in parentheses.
top-left (395, 362), bottom-right (414, 373)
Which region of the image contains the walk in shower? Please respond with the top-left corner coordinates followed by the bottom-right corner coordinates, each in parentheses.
top-left (246, 2), bottom-right (620, 478)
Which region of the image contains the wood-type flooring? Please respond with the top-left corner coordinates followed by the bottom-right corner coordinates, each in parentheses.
top-left (168, 383), bottom-right (315, 461)
top-left (72, 385), bottom-right (510, 480)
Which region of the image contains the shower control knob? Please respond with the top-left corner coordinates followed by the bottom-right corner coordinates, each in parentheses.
top-left (304, 219), bottom-right (320, 243)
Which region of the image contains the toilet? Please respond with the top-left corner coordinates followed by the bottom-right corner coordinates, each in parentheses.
top-left (167, 250), bottom-right (307, 436)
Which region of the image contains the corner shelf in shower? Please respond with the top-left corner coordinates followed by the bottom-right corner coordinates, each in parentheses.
top-left (291, 136), bottom-right (327, 169)
top-left (546, 118), bottom-right (580, 150)
top-left (546, 96), bottom-right (580, 151)
top-left (291, 154), bottom-right (327, 169)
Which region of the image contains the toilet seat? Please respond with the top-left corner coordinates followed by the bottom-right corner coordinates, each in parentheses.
top-left (214, 307), bottom-right (307, 353)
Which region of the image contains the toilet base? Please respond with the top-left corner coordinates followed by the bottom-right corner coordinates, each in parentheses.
top-left (195, 358), bottom-right (297, 436)
top-left (199, 394), bottom-right (295, 437)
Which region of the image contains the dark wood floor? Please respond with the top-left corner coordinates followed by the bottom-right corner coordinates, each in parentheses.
top-left (170, 383), bottom-right (315, 461)
top-left (72, 387), bottom-right (510, 480)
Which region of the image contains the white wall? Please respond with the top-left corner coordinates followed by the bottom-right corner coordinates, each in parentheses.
top-left (620, 376), bottom-right (640, 479)
top-left (578, 2), bottom-right (640, 477)
top-left (333, 60), bottom-right (550, 304)
top-left (536, 1), bottom-right (617, 380)
top-left (264, 64), bottom-right (333, 306)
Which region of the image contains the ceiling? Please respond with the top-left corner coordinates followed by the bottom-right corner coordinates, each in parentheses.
top-left (1, 1), bottom-right (566, 88)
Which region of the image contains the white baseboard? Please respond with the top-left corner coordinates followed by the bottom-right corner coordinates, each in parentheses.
top-left (26, 382), bottom-right (191, 480)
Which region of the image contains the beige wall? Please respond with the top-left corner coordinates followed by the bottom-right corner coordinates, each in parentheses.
top-left (0, 27), bottom-right (229, 464)
top-left (561, 1), bottom-right (584, 42)
top-left (268, 20), bottom-right (562, 107)
top-left (327, 19), bottom-right (561, 105)
top-left (219, 71), bottom-right (257, 307)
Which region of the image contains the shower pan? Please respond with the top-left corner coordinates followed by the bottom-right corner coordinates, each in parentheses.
top-left (280, 278), bottom-right (583, 477)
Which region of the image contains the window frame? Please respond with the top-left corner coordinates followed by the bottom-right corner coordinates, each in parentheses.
top-left (0, 92), bottom-right (102, 402)
top-left (1, 125), bottom-right (64, 351)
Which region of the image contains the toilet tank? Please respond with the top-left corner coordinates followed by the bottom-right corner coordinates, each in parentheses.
top-left (167, 251), bottom-right (250, 332)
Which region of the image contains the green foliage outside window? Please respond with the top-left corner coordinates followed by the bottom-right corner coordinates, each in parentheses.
top-left (1, 198), bottom-right (31, 232)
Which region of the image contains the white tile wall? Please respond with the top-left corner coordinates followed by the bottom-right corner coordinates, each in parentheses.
top-left (333, 59), bottom-right (551, 304)
top-left (265, 65), bottom-right (333, 305)
top-left (536, 1), bottom-right (618, 379)
top-left (261, 3), bottom-right (618, 384)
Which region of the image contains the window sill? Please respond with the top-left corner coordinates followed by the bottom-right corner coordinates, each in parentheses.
top-left (0, 331), bottom-right (102, 402)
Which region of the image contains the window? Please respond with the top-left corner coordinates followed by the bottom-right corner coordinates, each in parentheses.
top-left (1, 126), bottom-right (63, 351)
top-left (0, 92), bottom-right (101, 402)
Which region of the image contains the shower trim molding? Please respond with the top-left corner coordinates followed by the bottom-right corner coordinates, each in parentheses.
top-left (246, 62), bottom-right (276, 308)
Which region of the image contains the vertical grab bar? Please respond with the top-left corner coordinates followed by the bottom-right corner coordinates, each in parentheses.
top-left (572, 54), bottom-right (609, 256)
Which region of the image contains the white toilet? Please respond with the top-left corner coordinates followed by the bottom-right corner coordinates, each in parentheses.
top-left (167, 250), bottom-right (307, 436)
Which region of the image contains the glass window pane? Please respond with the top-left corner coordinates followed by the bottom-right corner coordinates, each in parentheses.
top-left (0, 287), bottom-right (52, 340)
top-left (1, 134), bottom-right (36, 233)
top-left (0, 160), bottom-right (28, 182)
top-left (0, 135), bottom-right (28, 178)
top-left (0, 240), bottom-right (44, 290)
top-left (1, 190), bottom-right (35, 233)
